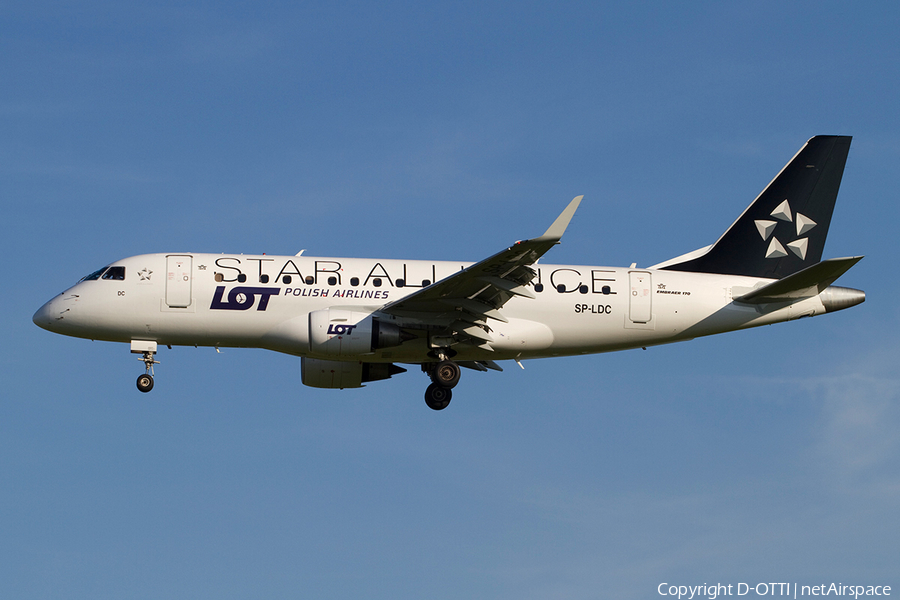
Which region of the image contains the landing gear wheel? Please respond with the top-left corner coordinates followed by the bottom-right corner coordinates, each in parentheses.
top-left (135, 348), bottom-right (159, 393)
top-left (136, 373), bottom-right (154, 393)
top-left (431, 360), bottom-right (461, 389)
top-left (425, 383), bottom-right (452, 411)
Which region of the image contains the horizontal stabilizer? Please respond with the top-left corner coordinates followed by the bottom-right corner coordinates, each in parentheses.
top-left (735, 256), bottom-right (863, 304)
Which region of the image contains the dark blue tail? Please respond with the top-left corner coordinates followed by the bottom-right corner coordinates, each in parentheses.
top-left (661, 136), bottom-right (852, 279)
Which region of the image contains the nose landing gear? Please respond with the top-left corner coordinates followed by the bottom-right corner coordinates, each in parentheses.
top-left (131, 340), bottom-right (159, 393)
top-left (136, 350), bottom-right (159, 392)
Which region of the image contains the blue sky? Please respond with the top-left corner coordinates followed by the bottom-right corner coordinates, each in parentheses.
top-left (2, 2), bottom-right (898, 598)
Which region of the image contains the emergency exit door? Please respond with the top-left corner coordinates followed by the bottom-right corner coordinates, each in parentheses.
top-left (629, 271), bottom-right (652, 323)
top-left (166, 255), bottom-right (192, 308)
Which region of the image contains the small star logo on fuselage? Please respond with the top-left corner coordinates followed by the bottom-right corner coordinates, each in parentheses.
top-left (138, 268), bottom-right (153, 281)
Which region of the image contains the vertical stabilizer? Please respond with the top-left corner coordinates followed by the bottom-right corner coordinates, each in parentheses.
top-left (660, 136), bottom-right (851, 279)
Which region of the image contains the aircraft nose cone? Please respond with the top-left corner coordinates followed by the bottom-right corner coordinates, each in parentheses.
top-left (33, 295), bottom-right (68, 332)
top-left (33, 298), bottom-right (56, 331)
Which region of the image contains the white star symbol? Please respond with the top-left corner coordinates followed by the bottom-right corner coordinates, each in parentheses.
top-left (754, 199), bottom-right (816, 260)
top-left (138, 268), bottom-right (153, 280)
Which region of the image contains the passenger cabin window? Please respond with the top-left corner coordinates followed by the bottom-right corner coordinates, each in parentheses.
top-left (102, 266), bottom-right (126, 280)
top-left (81, 266), bottom-right (110, 281)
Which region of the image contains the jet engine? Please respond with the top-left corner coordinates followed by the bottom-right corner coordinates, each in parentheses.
top-left (301, 358), bottom-right (407, 389)
top-left (307, 309), bottom-right (411, 357)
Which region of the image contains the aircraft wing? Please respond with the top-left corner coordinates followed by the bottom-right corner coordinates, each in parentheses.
top-left (379, 196), bottom-right (582, 347)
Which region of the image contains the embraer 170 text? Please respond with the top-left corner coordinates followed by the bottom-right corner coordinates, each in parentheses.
top-left (34, 136), bottom-right (865, 410)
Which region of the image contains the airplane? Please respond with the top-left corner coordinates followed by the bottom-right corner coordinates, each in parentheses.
top-left (33, 135), bottom-right (865, 410)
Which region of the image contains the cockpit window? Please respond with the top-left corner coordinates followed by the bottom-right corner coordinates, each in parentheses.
top-left (101, 266), bottom-right (126, 280)
top-left (80, 266), bottom-right (109, 281)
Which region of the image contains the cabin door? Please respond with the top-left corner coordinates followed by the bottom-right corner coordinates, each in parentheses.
top-left (166, 255), bottom-right (193, 308)
top-left (628, 271), bottom-right (652, 323)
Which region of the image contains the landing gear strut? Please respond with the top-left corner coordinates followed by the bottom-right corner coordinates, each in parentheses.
top-left (423, 357), bottom-right (461, 411)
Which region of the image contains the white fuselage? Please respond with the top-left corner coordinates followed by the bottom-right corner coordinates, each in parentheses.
top-left (33, 252), bottom-right (832, 364)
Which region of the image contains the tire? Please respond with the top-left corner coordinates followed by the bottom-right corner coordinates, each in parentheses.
top-left (424, 383), bottom-right (452, 411)
top-left (431, 360), bottom-right (461, 389)
top-left (136, 374), bottom-right (154, 393)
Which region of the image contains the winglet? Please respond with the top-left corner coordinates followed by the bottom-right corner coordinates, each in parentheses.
top-left (535, 196), bottom-right (583, 242)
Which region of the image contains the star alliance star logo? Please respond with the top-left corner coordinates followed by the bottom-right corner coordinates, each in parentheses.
top-left (138, 268), bottom-right (153, 281)
top-left (754, 199), bottom-right (816, 260)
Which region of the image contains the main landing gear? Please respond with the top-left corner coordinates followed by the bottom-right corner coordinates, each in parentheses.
top-left (131, 340), bottom-right (159, 393)
top-left (424, 358), bottom-right (461, 411)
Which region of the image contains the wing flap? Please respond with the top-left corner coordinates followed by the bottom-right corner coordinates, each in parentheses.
top-left (458, 360), bottom-right (504, 372)
top-left (441, 298), bottom-right (510, 323)
top-left (478, 276), bottom-right (537, 299)
top-left (451, 321), bottom-right (494, 342)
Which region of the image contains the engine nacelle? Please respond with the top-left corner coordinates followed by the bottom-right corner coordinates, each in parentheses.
top-left (308, 309), bottom-right (408, 357)
top-left (301, 358), bottom-right (407, 389)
